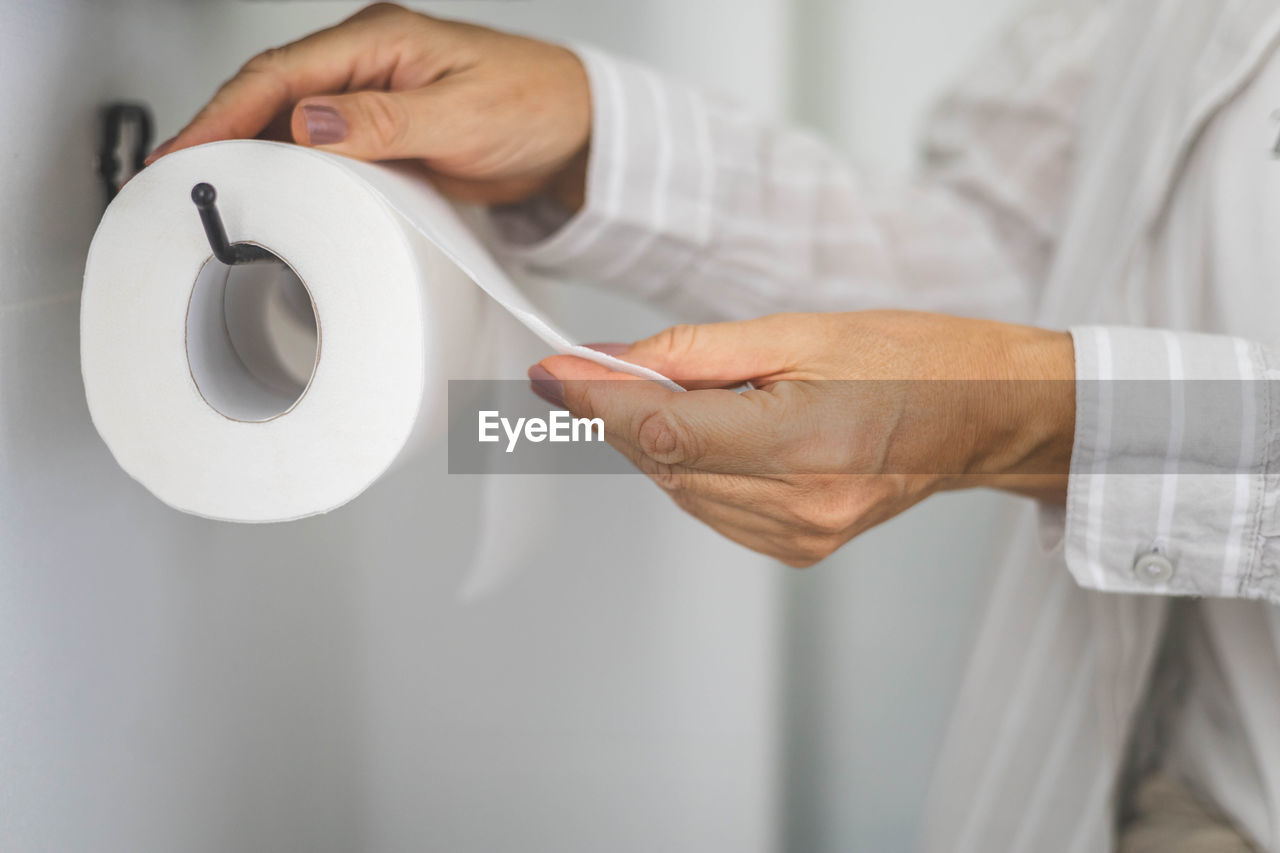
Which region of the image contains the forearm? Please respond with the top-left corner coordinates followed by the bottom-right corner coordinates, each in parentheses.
top-left (491, 49), bottom-right (1044, 322)
top-left (492, 3), bottom-right (1103, 321)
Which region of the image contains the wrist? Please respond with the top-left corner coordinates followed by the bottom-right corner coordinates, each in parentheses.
top-left (965, 327), bottom-right (1076, 489)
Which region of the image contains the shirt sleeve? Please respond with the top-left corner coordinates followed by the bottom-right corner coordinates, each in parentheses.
top-left (1060, 325), bottom-right (1280, 603)
top-left (488, 1), bottom-right (1106, 323)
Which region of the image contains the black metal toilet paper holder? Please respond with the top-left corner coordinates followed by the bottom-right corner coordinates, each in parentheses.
top-left (97, 102), bottom-right (153, 205)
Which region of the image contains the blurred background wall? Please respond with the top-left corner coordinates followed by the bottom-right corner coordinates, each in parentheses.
top-left (0, 1), bottom-right (1022, 851)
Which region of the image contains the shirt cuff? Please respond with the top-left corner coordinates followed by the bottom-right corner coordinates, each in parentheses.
top-left (1061, 325), bottom-right (1280, 601)
top-left (485, 45), bottom-right (714, 298)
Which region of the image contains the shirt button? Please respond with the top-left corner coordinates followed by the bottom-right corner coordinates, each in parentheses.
top-left (1133, 552), bottom-right (1175, 585)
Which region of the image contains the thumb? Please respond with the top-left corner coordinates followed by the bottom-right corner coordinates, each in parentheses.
top-left (620, 315), bottom-right (813, 389)
top-left (292, 85), bottom-right (455, 161)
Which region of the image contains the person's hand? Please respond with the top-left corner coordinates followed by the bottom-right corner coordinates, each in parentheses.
top-left (529, 312), bottom-right (1076, 567)
top-left (146, 2), bottom-right (592, 208)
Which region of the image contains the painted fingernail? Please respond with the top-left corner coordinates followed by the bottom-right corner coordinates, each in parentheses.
top-left (302, 104), bottom-right (347, 145)
top-left (144, 135), bottom-right (176, 165)
top-left (585, 342), bottom-right (631, 356)
top-left (528, 365), bottom-right (565, 408)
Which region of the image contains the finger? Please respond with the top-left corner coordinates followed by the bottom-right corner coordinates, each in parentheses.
top-left (564, 388), bottom-right (795, 517)
top-left (629, 452), bottom-right (782, 508)
top-left (150, 4), bottom-right (446, 162)
top-left (528, 359), bottom-right (772, 490)
top-left (666, 491), bottom-right (828, 567)
top-left (618, 420), bottom-right (853, 567)
top-left (534, 352), bottom-right (674, 439)
top-left (289, 77), bottom-right (472, 161)
top-left (610, 315), bottom-right (821, 389)
top-left (529, 357), bottom-right (837, 565)
top-left (537, 354), bottom-right (800, 477)
top-left (257, 107), bottom-right (297, 143)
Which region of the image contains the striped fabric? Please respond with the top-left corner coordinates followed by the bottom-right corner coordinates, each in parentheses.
top-left (491, 0), bottom-right (1280, 850)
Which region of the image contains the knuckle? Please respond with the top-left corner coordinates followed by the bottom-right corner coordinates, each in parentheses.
top-left (637, 409), bottom-right (692, 465)
top-left (568, 380), bottom-right (601, 421)
top-left (663, 482), bottom-right (704, 519)
top-left (652, 324), bottom-right (701, 362)
top-left (359, 92), bottom-right (409, 149)
top-left (240, 48), bottom-right (283, 75)
top-left (356, 2), bottom-right (408, 20)
top-left (647, 460), bottom-right (683, 493)
top-left (794, 534), bottom-right (839, 565)
top-left (233, 51), bottom-right (292, 103)
top-left (794, 495), bottom-right (853, 537)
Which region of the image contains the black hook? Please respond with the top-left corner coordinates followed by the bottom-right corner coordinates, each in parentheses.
top-left (190, 183), bottom-right (273, 265)
top-left (97, 102), bottom-right (153, 206)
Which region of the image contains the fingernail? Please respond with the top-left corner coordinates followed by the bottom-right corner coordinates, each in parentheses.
top-left (585, 342), bottom-right (631, 356)
top-left (528, 365), bottom-right (565, 408)
top-left (302, 104), bottom-right (347, 145)
top-left (144, 135), bottom-right (176, 165)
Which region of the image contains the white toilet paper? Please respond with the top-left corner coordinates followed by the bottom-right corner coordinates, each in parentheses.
top-left (81, 140), bottom-right (673, 522)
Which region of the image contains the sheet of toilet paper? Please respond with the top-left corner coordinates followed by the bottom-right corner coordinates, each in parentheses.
top-left (81, 139), bottom-right (676, 523)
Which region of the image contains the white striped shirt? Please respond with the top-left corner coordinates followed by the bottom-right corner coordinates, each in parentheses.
top-left (492, 1), bottom-right (1280, 849)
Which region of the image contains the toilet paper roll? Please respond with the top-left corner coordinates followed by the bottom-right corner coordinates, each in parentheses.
top-left (81, 140), bottom-right (674, 522)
